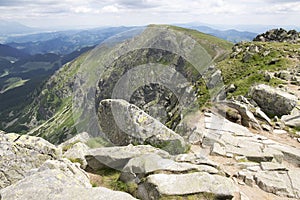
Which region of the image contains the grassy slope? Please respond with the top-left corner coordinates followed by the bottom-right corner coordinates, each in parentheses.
top-left (218, 41), bottom-right (300, 98)
top-left (19, 25), bottom-right (232, 144)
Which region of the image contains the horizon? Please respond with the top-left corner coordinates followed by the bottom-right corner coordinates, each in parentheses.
top-left (0, 0), bottom-right (299, 32)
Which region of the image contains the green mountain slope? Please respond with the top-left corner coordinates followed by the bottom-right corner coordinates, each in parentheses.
top-left (4, 25), bottom-right (232, 144)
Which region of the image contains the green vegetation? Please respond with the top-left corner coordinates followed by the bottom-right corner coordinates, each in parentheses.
top-left (0, 70), bottom-right (9, 78)
top-left (92, 168), bottom-right (138, 196)
top-left (62, 140), bottom-right (80, 152)
top-left (86, 136), bottom-right (112, 149)
top-left (218, 42), bottom-right (299, 98)
top-left (0, 77), bottom-right (29, 94)
top-left (159, 25), bottom-right (233, 61)
top-left (68, 158), bottom-right (84, 166)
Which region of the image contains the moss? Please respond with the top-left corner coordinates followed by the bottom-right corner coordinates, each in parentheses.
top-left (93, 168), bottom-right (138, 196)
top-left (62, 140), bottom-right (80, 152)
top-left (68, 158), bottom-right (84, 166)
top-left (86, 136), bottom-right (111, 149)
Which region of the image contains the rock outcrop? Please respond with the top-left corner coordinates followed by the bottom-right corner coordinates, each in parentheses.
top-left (253, 28), bottom-right (300, 43)
top-left (98, 99), bottom-right (188, 154)
top-left (249, 84), bottom-right (298, 117)
top-left (0, 132), bottom-right (61, 189)
top-left (0, 159), bottom-right (137, 200)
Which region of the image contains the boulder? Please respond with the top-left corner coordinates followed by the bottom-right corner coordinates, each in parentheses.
top-left (98, 99), bottom-right (188, 154)
top-left (0, 159), bottom-right (137, 200)
top-left (63, 142), bottom-right (90, 169)
top-left (138, 172), bottom-right (237, 199)
top-left (221, 101), bottom-right (261, 130)
top-left (58, 132), bottom-right (90, 150)
top-left (282, 112), bottom-right (300, 128)
top-left (0, 132), bottom-right (61, 189)
top-left (85, 145), bottom-right (170, 171)
top-left (249, 84), bottom-right (298, 117)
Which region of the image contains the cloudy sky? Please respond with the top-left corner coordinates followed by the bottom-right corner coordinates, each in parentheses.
top-left (0, 0), bottom-right (300, 29)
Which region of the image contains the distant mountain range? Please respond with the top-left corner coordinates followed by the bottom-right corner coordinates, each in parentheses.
top-left (0, 20), bottom-right (39, 36)
top-left (4, 27), bottom-right (137, 55)
top-left (180, 25), bottom-right (257, 43)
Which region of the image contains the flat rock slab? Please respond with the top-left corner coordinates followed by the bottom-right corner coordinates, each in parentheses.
top-left (138, 172), bottom-right (237, 199)
top-left (260, 162), bottom-right (287, 171)
top-left (269, 144), bottom-right (300, 166)
top-left (123, 154), bottom-right (218, 175)
top-left (85, 144), bottom-right (170, 171)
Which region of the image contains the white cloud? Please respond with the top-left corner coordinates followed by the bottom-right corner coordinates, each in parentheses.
top-left (71, 6), bottom-right (92, 14)
top-left (0, 0), bottom-right (299, 28)
top-left (101, 5), bottom-right (120, 13)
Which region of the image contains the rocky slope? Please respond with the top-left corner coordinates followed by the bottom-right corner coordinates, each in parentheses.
top-left (1, 27), bottom-right (300, 199)
top-left (8, 25), bottom-right (232, 144)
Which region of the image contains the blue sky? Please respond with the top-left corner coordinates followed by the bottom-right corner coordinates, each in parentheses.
top-left (0, 0), bottom-right (299, 28)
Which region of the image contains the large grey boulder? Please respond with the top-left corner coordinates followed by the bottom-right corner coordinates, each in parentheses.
top-left (0, 159), bottom-right (137, 200)
top-left (138, 172), bottom-right (237, 199)
top-left (0, 132), bottom-right (61, 189)
top-left (85, 144), bottom-right (170, 171)
top-left (98, 99), bottom-right (188, 154)
top-left (249, 84), bottom-right (298, 117)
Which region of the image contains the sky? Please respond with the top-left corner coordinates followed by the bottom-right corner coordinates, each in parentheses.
top-left (0, 0), bottom-right (300, 29)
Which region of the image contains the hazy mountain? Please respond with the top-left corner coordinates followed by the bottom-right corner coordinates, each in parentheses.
top-left (0, 20), bottom-right (38, 36)
top-left (5, 27), bottom-right (138, 55)
top-left (179, 25), bottom-right (257, 43)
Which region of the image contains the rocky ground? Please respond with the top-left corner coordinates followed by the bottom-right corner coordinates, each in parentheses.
top-left (1, 28), bottom-right (300, 200)
top-left (1, 94), bottom-right (300, 199)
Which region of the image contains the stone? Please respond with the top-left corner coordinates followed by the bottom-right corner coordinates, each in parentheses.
top-left (269, 144), bottom-right (300, 166)
top-left (174, 154), bottom-right (218, 168)
top-left (260, 162), bottom-right (287, 171)
top-left (273, 129), bottom-right (287, 134)
top-left (205, 112), bottom-right (254, 137)
top-left (211, 143), bottom-right (226, 156)
top-left (261, 124), bottom-right (272, 132)
top-left (0, 159), bottom-right (137, 200)
top-left (138, 172), bottom-right (237, 199)
top-left (85, 145), bottom-right (170, 171)
top-left (58, 132), bottom-right (90, 150)
top-left (0, 132), bottom-right (61, 189)
top-left (249, 84), bottom-right (298, 117)
top-left (225, 145), bottom-right (273, 162)
top-left (237, 162), bottom-right (260, 170)
top-left (98, 99), bottom-right (188, 154)
top-left (63, 142), bottom-right (90, 169)
top-left (282, 113), bottom-right (300, 128)
top-left (254, 171), bottom-right (294, 197)
top-left (221, 101), bottom-right (262, 130)
top-left (255, 108), bottom-right (272, 125)
top-left (122, 154), bottom-right (218, 178)
top-left (288, 169), bottom-right (300, 198)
